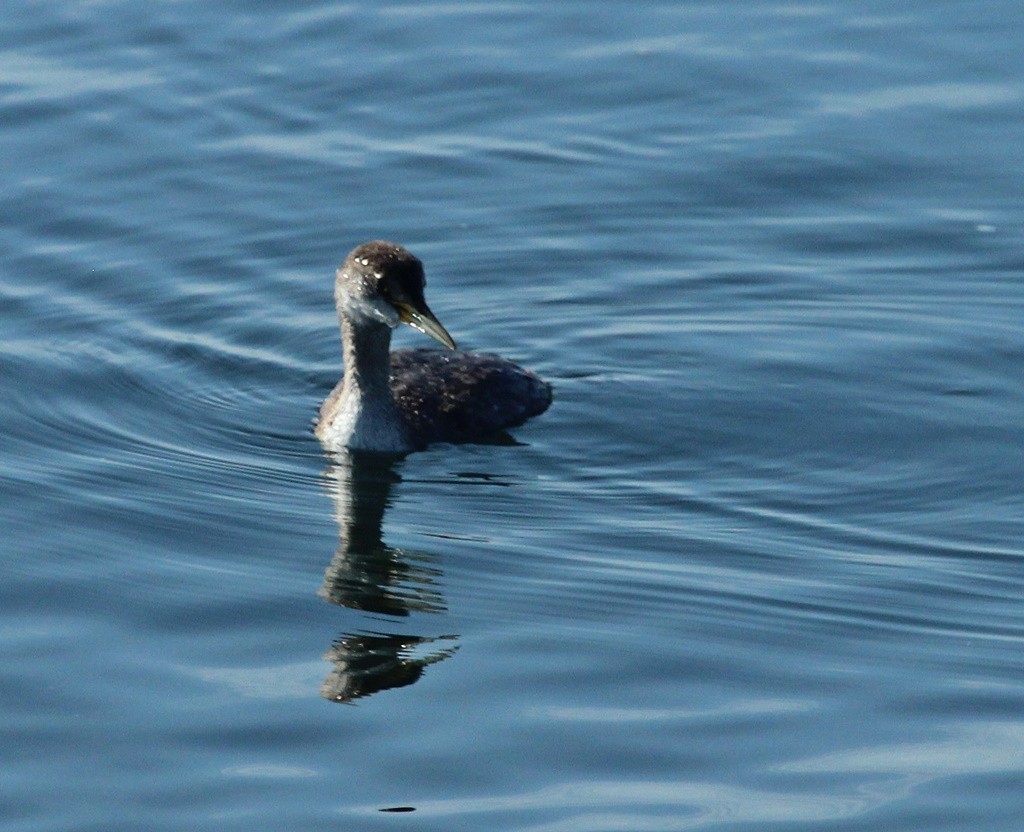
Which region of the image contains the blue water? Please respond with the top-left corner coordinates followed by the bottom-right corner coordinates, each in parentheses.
top-left (3, 1), bottom-right (1024, 829)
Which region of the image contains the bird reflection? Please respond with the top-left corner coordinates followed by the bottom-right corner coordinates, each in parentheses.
top-left (321, 632), bottom-right (458, 704)
top-left (319, 451), bottom-right (458, 703)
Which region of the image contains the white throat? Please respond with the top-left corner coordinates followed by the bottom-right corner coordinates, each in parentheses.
top-left (318, 297), bottom-right (412, 453)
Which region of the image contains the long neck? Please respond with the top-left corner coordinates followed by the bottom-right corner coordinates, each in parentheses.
top-left (318, 300), bottom-right (410, 453)
top-left (340, 312), bottom-right (394, 402)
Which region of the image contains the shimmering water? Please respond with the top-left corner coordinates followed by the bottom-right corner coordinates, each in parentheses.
top-left (3, 1), bottom-right (1024, 830)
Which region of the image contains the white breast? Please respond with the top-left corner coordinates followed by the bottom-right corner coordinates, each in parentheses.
top-left (317, 391), bottom-right (411, 453)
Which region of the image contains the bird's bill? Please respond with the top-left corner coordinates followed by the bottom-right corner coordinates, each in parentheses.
top-left (396, 302), bottom-right (457, 350)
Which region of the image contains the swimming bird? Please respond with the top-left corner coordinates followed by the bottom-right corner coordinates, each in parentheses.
top-left (316, 241), bottom-right (551, 453)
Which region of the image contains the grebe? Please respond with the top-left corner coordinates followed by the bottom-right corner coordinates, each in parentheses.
top-left (316, 241), bottom-right (551, 453)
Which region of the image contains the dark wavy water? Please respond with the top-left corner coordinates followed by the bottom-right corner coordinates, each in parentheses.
top-left (3, 2), bottom-right (1024, 830)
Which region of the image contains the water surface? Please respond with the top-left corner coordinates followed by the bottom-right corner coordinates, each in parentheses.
top-left (2, 1), bottom-right (1024, 830)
